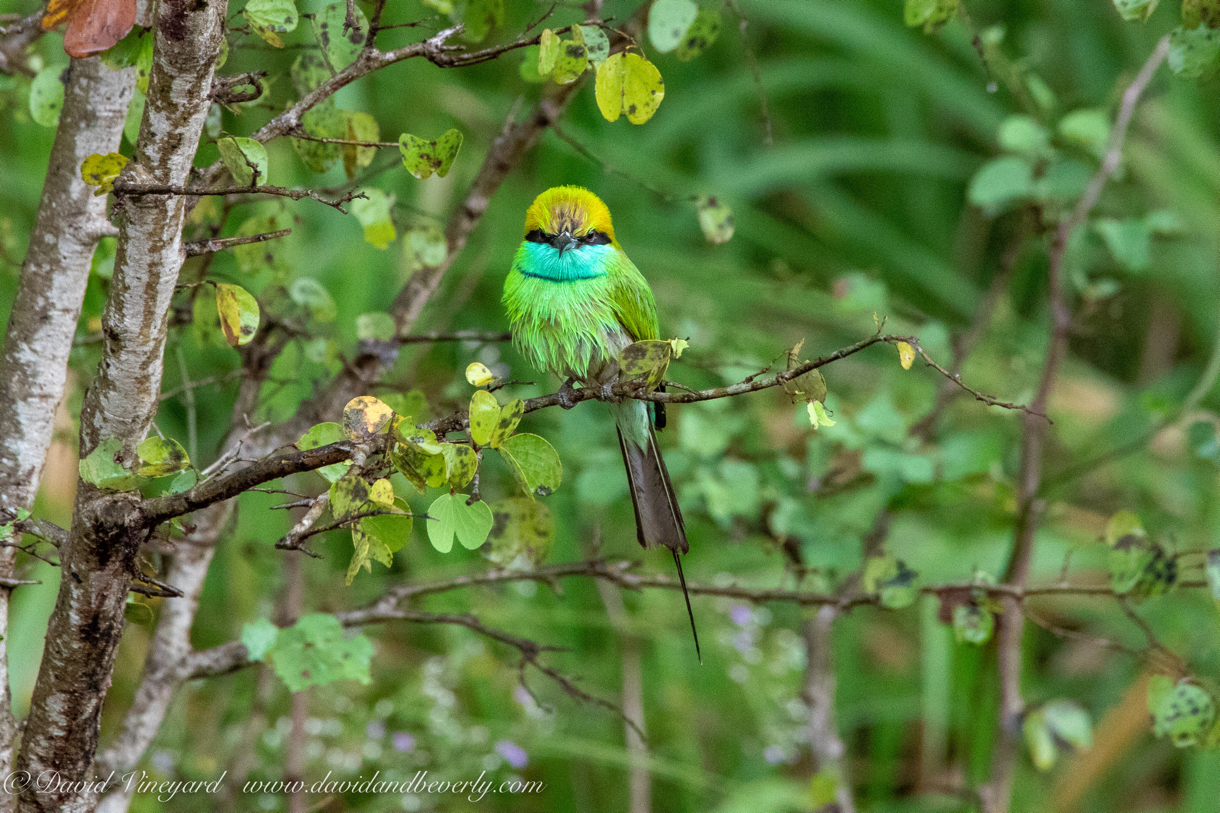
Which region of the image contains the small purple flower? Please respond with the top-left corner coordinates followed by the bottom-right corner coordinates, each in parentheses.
top-left (730, 605), bottom-right (752, 627)
top-left (495, 739), bottom-right (528, 770)
top-left (764, 745), bottom-right (786, 765)
top-left (392, 732), bottom-right (416, 752)
top-left (366, 720), bottom-right (386, 740)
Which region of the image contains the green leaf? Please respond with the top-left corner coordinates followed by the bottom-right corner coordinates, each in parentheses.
top-left (519, 45), bottom-right (547, 82)
top-left (342, 110), bottom-right (379, 177)
top-left (1113, 0), bottom-right (1160, 22)
top-left (218, 137), bottom-right (269, 186)
top-left (1033, 158), bottom-right (1093, 201)
top-left (1105, 510), bottom-right (1146, 545)
top-left (79, 438), bottom-right (141, 492)
top-left (675, 8), bottom-right (721, 61)
top-left (298, 422), bottom-right (351, 483)
top-left (244, 0), bottom-right (299, 47)
top-left (350, 189), bottom-right (397, 249)
top-left (426, 493), bottom-right (494, 552)
top-left (124, 90), bottom-right (145, 146)
top-left (469, 390), bottom-right (501, 447)
top-left (399, 129), bottom-right (463, 179)
top-left (904, 0), bottom-right (959, 30)
top-left (1183, 0), bottom-right (1220, 27)
top-left (697, 195), bottom-right (734, 244)
top-left (595, 52), bottom-right (665, 125)
top-left (878, 560), bottom-right (918, 609)
top-left (29, 66), bottom-right (66, 128)
top-left (1058, 108), bottom-right (1111, 156)
top-left (80, 153), bottom-right (129, 194)
top-left (489, 399), bottom-right (524, 449)
top-left (292, 52), bottom-right (331, 95)
top-left (1151, 680), bottom-right (1216, 747)
top-left (1043, 699), bottom-right (1092, 750)
top-left (312, 1), bottom-right (368, 73)
top-left (294, 103), bottom-right (346, 174)
top-left (403, 227), bottom-right (447, 272)
top-left (498, 433), bottom-right (562, 498)
top-left (360, 498), bottom-right (413, 554)
top-left (1169, 24), bottom-right (1220, 77)
top-left (100, 26), bottom-right (146, 70)
top-left (459, 0), bottom-right (503, 43)
top-left (288, 277), bottom-right (337, 322)
top-left (808, 400), bottom-right (835, 428)
top-left (1096, 218), bottom-right (1152, 273)
top-left (487, 497), bottom-right (554, 569)
top-left (356, 311), bottom-right (396, 341)
top-left (241, 618), bottom-right (279, 661)
top-left (215, 283), bottom-right (260, 347)
top-left (649, 0), bottom-right (699, 53)
top-left (134, 28), bottom-right (155, 94)
top-left (342, 395), bottom-right (393, 441)
top-left (967, 155), bottom-right (1034, 211)
top-left (136, 437), bottom-right (190, 477)
top-left (998, 115), bottom-right (1050, 157)
top-left (1023, 708), bottom-right (1057, 771)
top-left (952, 602), bottom-right (994, 645)
top-left (269, 614), bottom-right (374, 692)
top-left (233, 213), bottom-right (292, 279)
top-left (576, 24), bottom-right (610, 67)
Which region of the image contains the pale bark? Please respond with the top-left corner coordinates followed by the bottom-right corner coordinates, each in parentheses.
top-left (0, 57), bottom-right (133, 813)
top-left (13, 0), bottom-right (226, 809)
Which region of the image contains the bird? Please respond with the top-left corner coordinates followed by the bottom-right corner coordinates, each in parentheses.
top-left (502, 186), bottom-right (699, 661)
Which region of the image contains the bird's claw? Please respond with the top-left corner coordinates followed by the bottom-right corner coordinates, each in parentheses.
top-left (557, 379), bottom-right (580, 410)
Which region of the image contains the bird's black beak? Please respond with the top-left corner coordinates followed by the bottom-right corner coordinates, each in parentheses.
top-left (550, 231), bottom-right (578, 257)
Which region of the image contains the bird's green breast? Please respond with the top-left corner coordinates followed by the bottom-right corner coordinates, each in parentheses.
top-left (504, 242), bottom-right (629, 380)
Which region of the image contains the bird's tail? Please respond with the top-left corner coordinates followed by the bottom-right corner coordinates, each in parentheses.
top-left (615, 401), bottom-right (700, 662)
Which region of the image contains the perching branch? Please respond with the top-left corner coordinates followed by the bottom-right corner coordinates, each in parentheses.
top-left (114, 180), bottom-right (366, 213)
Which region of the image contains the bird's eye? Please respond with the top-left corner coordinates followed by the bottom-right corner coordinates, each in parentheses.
top-left (525, 229), bottom-right (548, 243)
top-left (582, 230), bottom-right (611, 245)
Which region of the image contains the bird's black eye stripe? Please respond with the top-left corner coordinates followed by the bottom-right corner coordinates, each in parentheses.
top-left (581, 230), bottom-right (611, 245)
top-left (525, 229), bottom-right (548, 243)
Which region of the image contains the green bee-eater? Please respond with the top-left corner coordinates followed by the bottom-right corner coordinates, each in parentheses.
top-left (503, 186), bottom-right (699, 659)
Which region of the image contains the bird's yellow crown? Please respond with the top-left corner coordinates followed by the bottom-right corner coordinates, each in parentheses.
top-left (523, 186), bottom-right (617, 243)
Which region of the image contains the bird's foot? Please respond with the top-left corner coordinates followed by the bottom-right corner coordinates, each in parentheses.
top-left (557, 379), bottom-right (580, 410)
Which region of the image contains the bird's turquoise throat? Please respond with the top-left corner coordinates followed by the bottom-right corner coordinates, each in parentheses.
top-left (515, 242), bottom-right (615, 282)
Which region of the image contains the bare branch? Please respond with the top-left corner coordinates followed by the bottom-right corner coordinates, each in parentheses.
top-left (183, 228), bottom-right (291, 256)
top-left (114, 180), bottom-right (366, 213)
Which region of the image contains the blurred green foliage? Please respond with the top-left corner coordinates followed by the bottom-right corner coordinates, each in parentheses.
top-left (6, 0), bottom-right (1220, 810)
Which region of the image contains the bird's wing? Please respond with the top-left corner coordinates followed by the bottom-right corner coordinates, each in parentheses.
top-left (608, 252), bottom-right (660, 342)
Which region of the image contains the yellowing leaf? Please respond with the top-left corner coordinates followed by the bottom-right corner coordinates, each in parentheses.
top-left (368, 477), bottom-right (394, 508)
top-left (468, 389), bottom-right (501, 446)
top-left (595, 52), bottom-right (665, 125)
top-left (538, 28), bottom-right (559, 74)
top-left (215, 283), bottom-right (260, 347)
top-left (488, 497), bottom-right (554, 569)
top-left (697, 195), bottom-right (734, 243)
top-left (80, 152), bottom-right (128, 194)
top-left (808, 400), bottom-right (835, 428)
top-left (897, 341), bottom-right (915, 370)
top-left (619, 340), bottom-right (672, 389)
top-left (343, 110), bottom-right (379, 178)
top-left (488, 398), bottom-right (524, 449)
top-left (441, 443), bottom-right (478, 489)
top-left (136, 436), bottom-right (190, 477)
top-left (399, 129), bottom-right (463, 179)
top-left (350, 188), bottom-right (396, 249)
top-left (465, 361), bottom-right (495, 387)
top-left (343, 395), bottom-right (394, 440)
top-left (551, 39), bottom-right (588, 84)
top-left (668, 338), bottom-right (689, 358)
